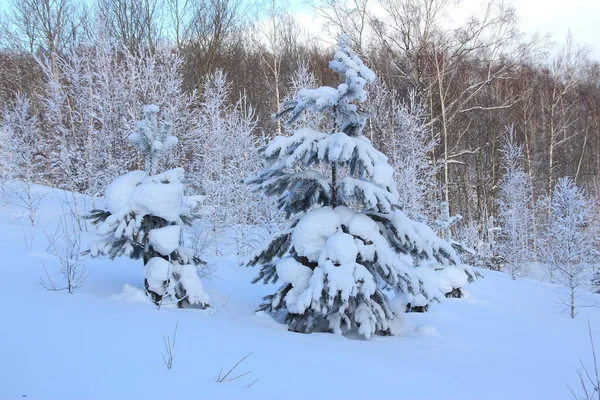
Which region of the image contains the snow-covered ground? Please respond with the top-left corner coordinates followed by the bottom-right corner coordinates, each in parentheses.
top-left (1, 184), bottom-right (600, 400)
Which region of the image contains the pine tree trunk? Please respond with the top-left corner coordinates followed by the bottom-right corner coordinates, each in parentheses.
top-left (331, 163), bottom-right (337, 208)
top-left (570, 266), bottom-right (576, 318)
top-left (331, 104), bottom-right (338, 209)
top-left (571, 287), bottom-right (575, 319)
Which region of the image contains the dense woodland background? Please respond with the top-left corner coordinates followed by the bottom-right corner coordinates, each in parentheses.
top-left (0, 0), bottom-right (598, 254)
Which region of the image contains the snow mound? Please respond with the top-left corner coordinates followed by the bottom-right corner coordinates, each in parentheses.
top-left (277, 257), bottom-right (314, 314)
top-left (320, 232), bottom-right (358, 266)
top-left (104, 168), bottom-right (186, 223)
top-left (113, 284), bottom-right (153, 303)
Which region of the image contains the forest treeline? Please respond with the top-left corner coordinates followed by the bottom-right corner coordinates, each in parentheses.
top-left (0, 0), bottom-right (599, 245)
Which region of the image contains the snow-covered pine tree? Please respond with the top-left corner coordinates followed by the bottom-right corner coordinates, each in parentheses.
top-left (540, 177), bottom-right (596, 317)
top-left (245, 36), bottom-right (473, 339)
top-left (88, 105), bottom-right (209, 308)
top-left (496, 126), bottom-right (534, 279)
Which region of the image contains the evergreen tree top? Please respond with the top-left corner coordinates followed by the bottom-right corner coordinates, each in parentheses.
top-left (247, 36), bottom-right (396, 217)
top-left (128, 104), bottom-right (178, 175)
top-left (275, 35), bottom-right (376, 137)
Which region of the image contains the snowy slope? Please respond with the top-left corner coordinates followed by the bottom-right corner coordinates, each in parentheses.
top-left (1, 184), bottom-right (600, 400)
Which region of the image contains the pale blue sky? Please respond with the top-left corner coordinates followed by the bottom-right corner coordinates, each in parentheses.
top-left (1, 0), bottom-right (598, 59)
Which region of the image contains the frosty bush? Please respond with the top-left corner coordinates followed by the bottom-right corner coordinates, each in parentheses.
top-left (190, 70), bottom-right (277, 256)
top-left (245, 36), bottom-right (474, 339)
top-left (0, 94), bottom-right (47, 226)
top-left (539, 177), bottom-right (597, 318)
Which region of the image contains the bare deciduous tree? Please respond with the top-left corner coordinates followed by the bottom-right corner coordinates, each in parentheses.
top-left (96, 0), bottom-right (162, 56)
top-left (41, 209), bottom-right (87, 294)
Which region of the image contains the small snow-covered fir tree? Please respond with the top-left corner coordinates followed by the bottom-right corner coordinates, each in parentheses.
top-left (88, 105), bottom-right (209, 308)
top-left (540, 177), bottom-right (596, 318)
top-left (245, 36), bottom-right (473, 339)
top-left (496, 127), bottom-right (534, 279)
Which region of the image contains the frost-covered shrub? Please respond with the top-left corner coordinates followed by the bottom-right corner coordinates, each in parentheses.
top-left (456, 218), bottom-right (503, 271)
top-left (245, 36), bottom-right (473, 339)
top-left (0, 94), bottom-right (47, 225)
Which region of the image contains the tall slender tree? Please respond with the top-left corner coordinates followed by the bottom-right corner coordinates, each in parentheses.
top-left (496, 126), bottom-right (534, 279)
top-left (540, 177), bottom-right (596, 318)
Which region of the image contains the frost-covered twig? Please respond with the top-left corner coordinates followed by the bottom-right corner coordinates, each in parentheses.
top-left (58, 190), bottom-right (88, 233)
top-left (217, 352), bottom-right (253, 383)
top-left (40, 261), bottom-right (60, 291)
top-left (210, 290), bottom-right (235, 317)
top-left (10, 182), bottom-right (44, 227)
top-left (161, 323), bottom-right (178, 370)
top-left (21, 225), bottom-right (36, 252)
top-left (568, 322), bottom-right (600, 400)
